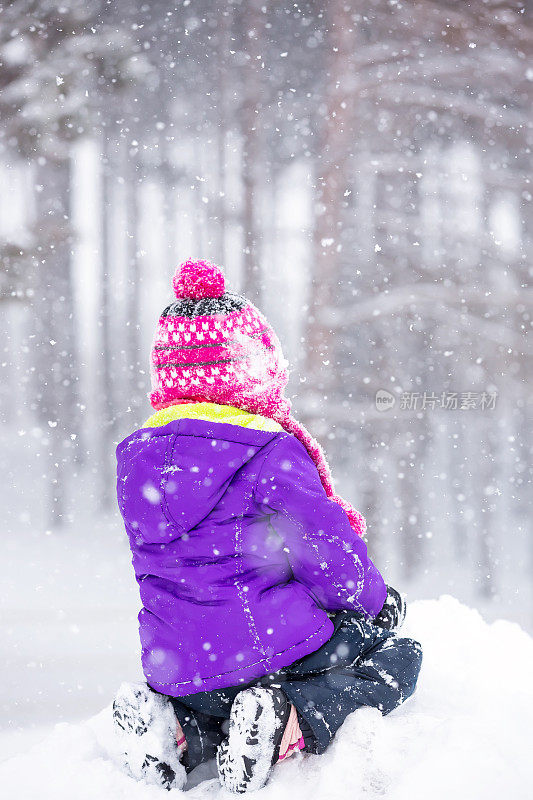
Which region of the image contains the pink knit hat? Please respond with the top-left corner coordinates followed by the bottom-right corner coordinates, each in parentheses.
top-left (150, 259), bottom-right (366, 538)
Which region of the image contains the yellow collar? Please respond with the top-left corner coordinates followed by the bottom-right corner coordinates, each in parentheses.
top-left (143, 402), bottom-right (283, 433)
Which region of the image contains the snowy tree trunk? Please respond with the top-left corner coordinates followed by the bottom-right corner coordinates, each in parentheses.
top-left (212, 4), bottom-right (233, 267)
top-left (98, 123), bottom-right (117, 509)
top-left (240, 0), bottom-right (265, 303)
top-left (307, 0), bottom-right (358, 389)
top-left (447, 419), bottom-right (470, 559)
top-left (123, 145), bottom-right (142, 411)
top-left (33, 156), bottom-right (80, 527)
top-left (397, 419), bottom-right (431, 581)
top-left (476, 420), bottom-right (498, 599)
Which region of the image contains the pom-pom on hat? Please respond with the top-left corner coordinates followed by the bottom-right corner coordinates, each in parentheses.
top-left (172, 259), bottom-right (225, 300)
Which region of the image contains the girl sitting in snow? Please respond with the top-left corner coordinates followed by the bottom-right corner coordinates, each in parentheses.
top-left (113, 260), bottom-right (422, 793)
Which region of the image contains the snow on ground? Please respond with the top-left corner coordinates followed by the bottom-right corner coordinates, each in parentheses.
top-left (1, 596), bottom-right (532, 800)
top-left (2, 515), bottom-right (143, 741)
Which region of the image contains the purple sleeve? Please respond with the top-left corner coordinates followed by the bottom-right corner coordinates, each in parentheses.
top-left (255, 435), bottom-right (387, 618)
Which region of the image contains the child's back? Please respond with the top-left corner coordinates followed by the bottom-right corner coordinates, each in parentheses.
top-left (117, 402), bottom-right (385, 697)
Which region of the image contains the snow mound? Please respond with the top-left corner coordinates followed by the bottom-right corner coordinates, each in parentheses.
top-left (2, 597), bottom-right (533, 800)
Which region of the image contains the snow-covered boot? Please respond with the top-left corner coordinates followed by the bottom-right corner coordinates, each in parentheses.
top-left (216, 686), bottom-right (294, 793)
top-left (112, 682), bottom-right (186, 791)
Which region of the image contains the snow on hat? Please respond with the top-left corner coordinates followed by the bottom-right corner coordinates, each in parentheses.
top-left (149, 259), bottom-right (291, 417)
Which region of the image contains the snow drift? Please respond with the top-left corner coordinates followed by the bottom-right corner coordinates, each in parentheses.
top-left (2, 596), bottom-right (532, 800)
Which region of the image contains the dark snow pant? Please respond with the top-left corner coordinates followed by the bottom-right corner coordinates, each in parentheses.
top-left (164, 612), bottom-right (422, 772)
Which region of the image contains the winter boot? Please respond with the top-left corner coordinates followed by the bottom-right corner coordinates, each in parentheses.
top-left (112, 682), bottom-right (186, 791)
top-left (216, 686), bottom-right (298, 793)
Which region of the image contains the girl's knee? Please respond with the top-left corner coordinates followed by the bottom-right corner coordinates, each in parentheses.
top-left (402, 637), bottom-right (423, 667)
top-left (394, 637), bottom-right (423, 693)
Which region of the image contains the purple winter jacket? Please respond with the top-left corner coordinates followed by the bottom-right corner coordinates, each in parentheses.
top-left (116, 414), bottom-right (386, 696)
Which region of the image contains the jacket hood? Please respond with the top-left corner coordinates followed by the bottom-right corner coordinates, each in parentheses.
top-left (116, 417), bottom-right (278, 543)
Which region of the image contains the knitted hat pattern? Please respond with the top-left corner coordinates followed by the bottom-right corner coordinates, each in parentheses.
top-left (149, 259), bottom-right (366, 539)
top-left (150, 259), bottom-right (291, 419)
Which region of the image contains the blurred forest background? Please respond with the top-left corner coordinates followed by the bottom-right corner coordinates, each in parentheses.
top-left (1, 0), bottom-right (533, 734)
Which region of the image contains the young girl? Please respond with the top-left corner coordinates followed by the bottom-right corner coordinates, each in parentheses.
top-left (113, 260), bottom-right (422, 793)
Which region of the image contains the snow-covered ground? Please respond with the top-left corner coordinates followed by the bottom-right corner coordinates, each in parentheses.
top-left (2, 596), bottom-right (532, 799)
top-left (2, 483), bottom-right (532, 797)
